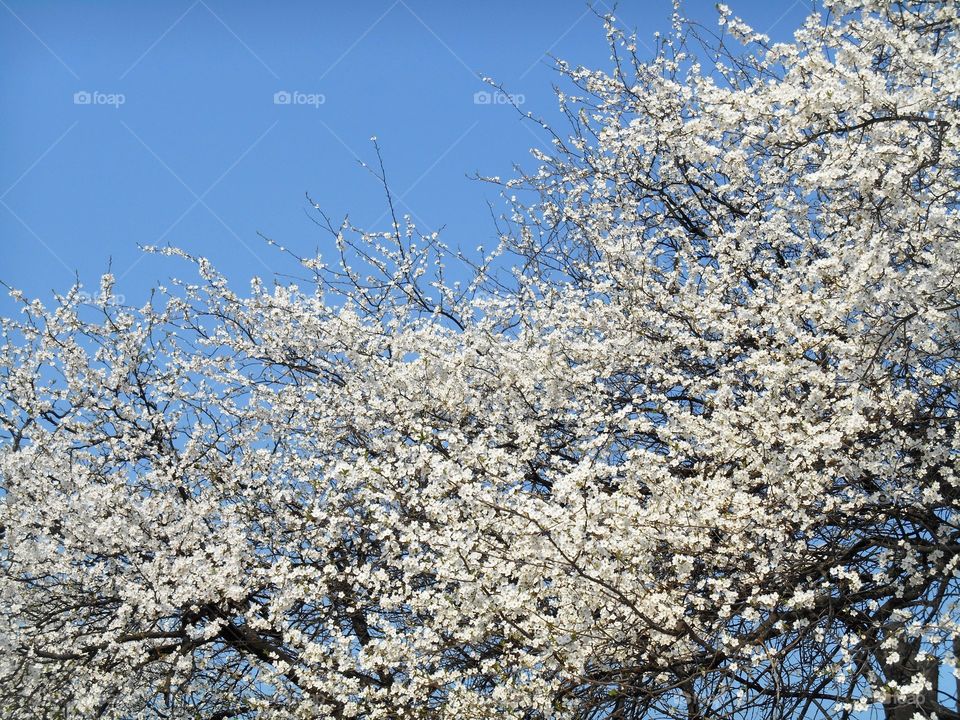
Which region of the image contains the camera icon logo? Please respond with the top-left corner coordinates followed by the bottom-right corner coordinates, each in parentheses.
top-left (273, 90), bottom-right (292, 105)
top-left (74, 90), bottom-right (92, 105)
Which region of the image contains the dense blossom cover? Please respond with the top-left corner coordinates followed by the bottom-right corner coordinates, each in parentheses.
top-left (1, 1), bottom-right (959, 718)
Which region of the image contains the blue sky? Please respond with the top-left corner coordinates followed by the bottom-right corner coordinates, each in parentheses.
top-left (1, 0), bottom-right (812, 312)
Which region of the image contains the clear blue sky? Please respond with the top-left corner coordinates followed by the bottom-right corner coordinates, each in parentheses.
top-left (1, 0), bottom-right (811, 312)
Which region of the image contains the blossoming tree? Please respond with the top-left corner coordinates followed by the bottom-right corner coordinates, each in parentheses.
top-left (1, 1), bottom-right (959, 718)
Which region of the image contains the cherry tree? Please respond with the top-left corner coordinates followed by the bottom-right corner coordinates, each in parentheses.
top-left (1, 1), bottom-right (959, 718)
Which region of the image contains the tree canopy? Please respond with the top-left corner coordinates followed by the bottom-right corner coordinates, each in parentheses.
top-left (1, 1), bottom-right (959, 718)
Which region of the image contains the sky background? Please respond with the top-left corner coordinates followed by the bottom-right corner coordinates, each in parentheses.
top-left (1, 0), bottom-right (813, 314)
